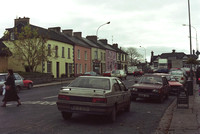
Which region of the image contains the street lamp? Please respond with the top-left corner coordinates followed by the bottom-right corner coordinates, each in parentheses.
top-left (139, 46), bottom-right (146, 62)
top-left (96, 21), bottom-right (110, 38)
top-left (182, 24), bottom-right (198, 51)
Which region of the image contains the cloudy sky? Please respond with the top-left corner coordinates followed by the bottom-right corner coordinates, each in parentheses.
top-left (0, 0), bottom-right (199, 61)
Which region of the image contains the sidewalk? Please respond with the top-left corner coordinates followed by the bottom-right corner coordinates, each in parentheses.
top-left (33, 78), bottom-right (74, 88)
top-left (167, 83), bottom-right (200, 134)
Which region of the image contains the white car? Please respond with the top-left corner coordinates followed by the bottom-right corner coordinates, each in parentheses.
top-left (111, 70), bottom-right (127, 80)
top-left (0, 73), bottom-right (24, 94)
top-left (56, 76), bottom-right (131, 122)
top-left (169, 70), bottom-right (187, 85)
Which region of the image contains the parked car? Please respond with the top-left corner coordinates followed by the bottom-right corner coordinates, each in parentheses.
top-left (23, 79), bottom-right (33, 89)
top-left (169, 70), bottom-right (187, 85)
top-left (129, 74), bottom-right (170, 103)
top-left (83, 71), bottom-right (99, 76)
top-left (154, 73), bottom-right (183, 95)
top-left (102, 71), bottom-right (112, 77)
top-left (56, 76), bottom-right (131, 122)
top-left (133, 69), bottom-right (143, 76)
top-left (111, 69), bottom-right (127, 80)
top-left (0, 73), bottom-right (33, 95)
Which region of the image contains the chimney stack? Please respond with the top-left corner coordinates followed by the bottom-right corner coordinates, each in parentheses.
top-left (48, 27), bottom-right (61, 33)
top-left (62, 29), bottom-right (73, 36)
top-left (14, 17), bottom-right (30, 26)
top-left (99, 39), bottom-right (108, 45)
top-left (151, 51), bottom-right (154, 57)
top-left (73, 32), bottom-right (82, 38)
top-left (113, 43), bottom-right (118, 48)
top-left (86, 36), bottom-right (97, 42)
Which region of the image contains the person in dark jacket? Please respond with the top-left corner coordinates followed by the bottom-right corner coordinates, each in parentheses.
top-left (1, 69), bottom-right (21, 107)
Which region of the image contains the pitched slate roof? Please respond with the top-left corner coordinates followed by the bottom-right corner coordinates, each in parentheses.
top-left (4, 24), bottom-right (74, 45)
top-left (160, 52), bottom-right (186, 59)
top-left (97, 40), bottom-right (116, 51)
top-left (81, 38), bottom-right (100, 48)
top-left (61, 33), bottom-right (90, 48)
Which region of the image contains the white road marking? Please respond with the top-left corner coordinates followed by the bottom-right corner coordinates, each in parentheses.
top-left (43, 95), bottom-right (57, 99)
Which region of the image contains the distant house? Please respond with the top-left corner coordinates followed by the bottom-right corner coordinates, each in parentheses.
top-left (150, 49), bottom-right (198, 69)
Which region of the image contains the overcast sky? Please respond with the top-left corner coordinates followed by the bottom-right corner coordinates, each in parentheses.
top-left (0, 0), bottom-right (199, 61)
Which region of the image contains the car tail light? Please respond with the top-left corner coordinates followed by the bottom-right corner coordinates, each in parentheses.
top-left (92, 98), bottom-right (107, 103)
top-left (58, 95), bottom-right (70, 100)
top-left (181, 77), bottom-right (184, 80)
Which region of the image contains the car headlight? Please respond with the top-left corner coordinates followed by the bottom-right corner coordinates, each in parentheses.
top-left (131, 88), bottom-right (138, 92)
top-left (152, 89), bottom-right (159, 93)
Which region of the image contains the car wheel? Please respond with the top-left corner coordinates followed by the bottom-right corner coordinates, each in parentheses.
top-left (62, 112), bottom-right (72, 120)
top-left (110, 106), bottom-right (116, 122)
top-left (28, 83), bottom-right (33, 89)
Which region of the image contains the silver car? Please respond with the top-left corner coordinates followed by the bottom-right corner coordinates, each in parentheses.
top-left (111, 69), bottom-right (127, 80)
top-left (0, 73), bottom-right (24, 94)
top-left (56, 76), bottom-right (131, 122)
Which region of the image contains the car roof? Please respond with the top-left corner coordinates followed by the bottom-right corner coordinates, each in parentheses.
top-left (79, 76), bottom-right (118, 80)
top-left (143, 73), bottom-right (166, 78)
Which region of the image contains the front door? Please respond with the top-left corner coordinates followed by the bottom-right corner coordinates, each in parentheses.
top-left (65, 63), bottom-right (68, 77)
top-left (56, 62), bottom-right (59, 78)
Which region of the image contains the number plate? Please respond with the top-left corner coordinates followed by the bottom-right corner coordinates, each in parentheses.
top-left (71, 106), bottom-right (89, 111)
top-left (139, 94), bottom-right (149, 97)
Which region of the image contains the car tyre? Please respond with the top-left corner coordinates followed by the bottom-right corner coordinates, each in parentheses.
top-left (62, 112), bottom-right (72, 120)
top-left (28, 83), bottom-right (33, 89)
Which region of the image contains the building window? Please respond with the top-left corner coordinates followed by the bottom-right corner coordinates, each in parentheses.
top-left (101, 52), bottom-right (103, 60)
top-left (68, 48), bottom-right (70, 59)
top-left (85, 51), bottom-right (87, 60)
top-left (47, 61), bottom-right (52, 73)
top-left (80, 64), bottom-right (82, 73)
top-left (48, 44), bottom-right (51, 56)
top-left (62, 47), bottom-right (65, 58)
top-left (55, 46), bottom-right (58, 57)
top-left (104, 53), bottom-right (106, 61)
top-left (95, 51), bottom-right (98, 59)
top-left (85, 64), bottom-right (87, 72)
top-left (78, 49), bottom-right (80, 59)
top-left (118, 53), bottom-right (120, 60)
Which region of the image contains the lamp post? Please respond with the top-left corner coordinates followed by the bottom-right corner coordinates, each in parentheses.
top-left (139, 46), bottom-right (146, 62)
top-left (182, 24), bottom-right (198, 51)
top-left (96, 21), bottom-right (110, 38)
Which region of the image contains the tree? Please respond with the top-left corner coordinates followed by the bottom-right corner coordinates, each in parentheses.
top-left (4, 25), bottom-right (52, 72)
top-left (123, 47), bottom-right (142, 65)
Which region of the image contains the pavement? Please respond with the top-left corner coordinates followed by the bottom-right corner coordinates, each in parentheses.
top-left (155, 80), bottom-right (200, 134)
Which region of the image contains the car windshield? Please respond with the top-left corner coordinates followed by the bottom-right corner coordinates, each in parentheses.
top-left (112, 70), bottom-right (120, 74)
top-left (68, 77), bottom-right (110, 90)
top-left (170, 71), bottom-right (183, 75)
top-left (139, 76), bottom-right (162, 85)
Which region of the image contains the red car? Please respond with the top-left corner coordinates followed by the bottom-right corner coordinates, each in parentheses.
top-left (102, 71), bottom-right (112, 77)
top-left (154, 73), bottom-right (183, 95)
top-left (23, 79), bottom-right (33, 89)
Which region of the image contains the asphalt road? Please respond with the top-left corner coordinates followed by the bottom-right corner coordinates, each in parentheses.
top-left (0, 76), bottom-right (175, 134)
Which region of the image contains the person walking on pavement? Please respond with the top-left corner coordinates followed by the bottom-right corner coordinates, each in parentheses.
top-left (1, 69), bottom-right (21, 107)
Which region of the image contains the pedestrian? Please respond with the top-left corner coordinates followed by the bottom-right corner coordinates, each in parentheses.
top-left (1, 69), bottom-right (21, 107)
